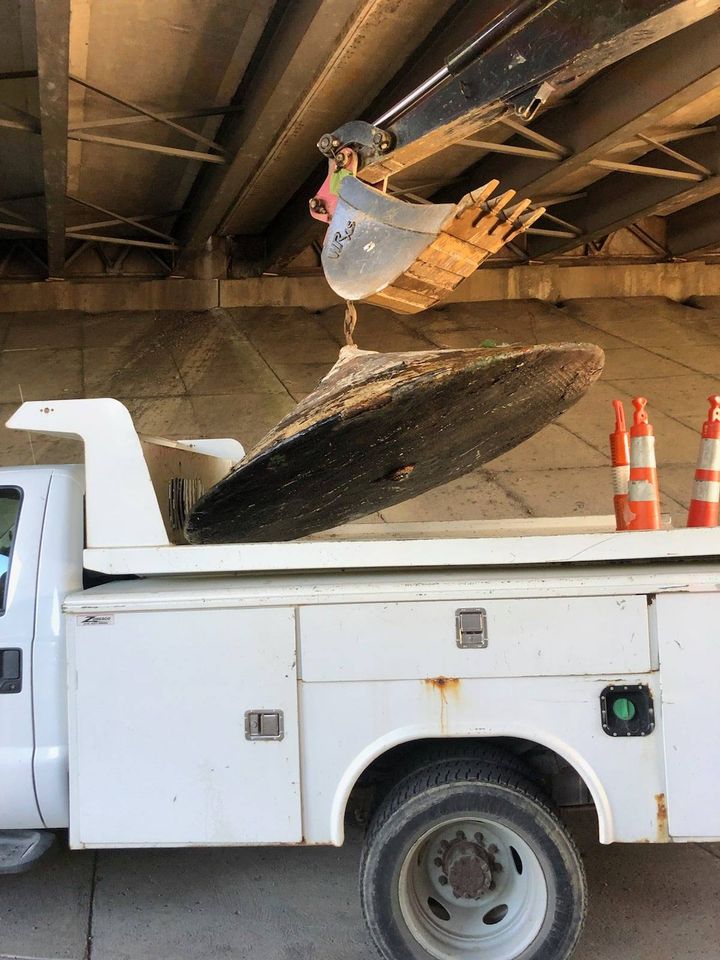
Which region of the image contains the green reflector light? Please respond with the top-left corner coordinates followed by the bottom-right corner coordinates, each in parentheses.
top-left (612, 697), bottom-right (636, 722)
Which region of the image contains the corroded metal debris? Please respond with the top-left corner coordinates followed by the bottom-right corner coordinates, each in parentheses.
top-left (185, 341), bottom-right (604, 543)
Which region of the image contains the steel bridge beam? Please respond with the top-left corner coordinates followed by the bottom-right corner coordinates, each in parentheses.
top-left (666, 194), bottom-right (720, 256)
top-left (0, 70), bottom-right (37, 81)
top-left (430, 13), bottom-right (720, 261)
top-left (34, 0), bottom-right (70, 277)
top-left (174, 0), bottom-right (458, 260)
top-left (259, 2), bottom-right (720, 276)
top-left (526, 127), bottom-right (720, 258)
top-left (438, 13), bottom-right (720, 204)
top-left (360, 0), bottom-right (720, 183)
top-left (257, 0), bottom-right (532, 275)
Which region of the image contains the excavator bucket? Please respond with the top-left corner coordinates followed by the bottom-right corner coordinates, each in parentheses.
top-left (185, 340), bottom-right (604, 544)
top-left (321, 176), bottom-right (543, 314)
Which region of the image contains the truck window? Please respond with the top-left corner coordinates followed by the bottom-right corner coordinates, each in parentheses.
top-left (0, 488), bottom-right (21, 614)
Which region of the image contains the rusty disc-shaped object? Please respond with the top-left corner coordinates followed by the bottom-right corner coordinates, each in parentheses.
top-left (185, 342), bottom-right (604, 543)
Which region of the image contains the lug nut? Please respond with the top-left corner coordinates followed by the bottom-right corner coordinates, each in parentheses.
top-left (434, 857), bottom-right (443, 868)
top-left (474, 832), bottom-right (484, 843)
top-left (438, 875), bottom-right (448, 885)
top-left (456, 831), bottom-right (466, 840)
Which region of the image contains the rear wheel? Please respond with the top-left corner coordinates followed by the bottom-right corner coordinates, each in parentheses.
top-left (360, 760), bottom-right (586, 960)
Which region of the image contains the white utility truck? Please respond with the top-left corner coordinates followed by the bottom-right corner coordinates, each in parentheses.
top-left (2, 397), bottom-right (719, 960)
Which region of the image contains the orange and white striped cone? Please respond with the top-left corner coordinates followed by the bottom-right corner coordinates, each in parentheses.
top-left (687, 394), bottom-right (720, 528)
top-left (627, 396), bottom-right (661, 531)
top-left (609, 399), bottom-right (630, 531)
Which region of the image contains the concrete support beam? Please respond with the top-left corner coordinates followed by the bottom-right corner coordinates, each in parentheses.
top-left (0, 279), bottom-right (218, 313)
top-left (174, 0), bottom-right (456, 258)
top-left (0, 262), bottom-right (719, 314)
top-left (219, 261), bottom-right (720, 311)
top-left (34, 0), bottom-right (70, 278)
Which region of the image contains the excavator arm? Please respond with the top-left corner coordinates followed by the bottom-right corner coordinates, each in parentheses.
top-left (310, 0), bottom-right (720, 313)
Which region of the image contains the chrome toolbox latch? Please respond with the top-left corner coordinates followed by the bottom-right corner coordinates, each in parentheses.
top-left (244, 710), bottom-right (284, 741)
top-left (455, 609), bottom-right (488, 649)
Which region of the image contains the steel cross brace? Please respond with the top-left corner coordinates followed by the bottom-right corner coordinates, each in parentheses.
top-left (67, 75), bottom-right (228, 164)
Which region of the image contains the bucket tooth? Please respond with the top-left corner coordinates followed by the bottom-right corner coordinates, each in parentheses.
top-left (321, 175), bottom-right (543, 314)
top-left (486, 189), bottom-right (517, 214)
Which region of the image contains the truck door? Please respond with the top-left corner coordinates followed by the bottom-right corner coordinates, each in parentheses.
top-left (655, 592), bottom-right (720, 839)
top-left (0, 472), bottom-right (50, 828)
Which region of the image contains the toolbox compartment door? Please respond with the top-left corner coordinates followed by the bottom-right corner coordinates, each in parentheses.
top-left (655, 592), bottom-right (720, 840)
top-left (67, 606), bottom-right (300, 847)
top-left (299, 594), bottom-right (651, 682)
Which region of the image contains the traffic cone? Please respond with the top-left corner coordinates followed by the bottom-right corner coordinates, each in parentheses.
top-left (627, 397), bottom-right (660, 531)
top-left (609, 399), bottom-right (630, 531)
top-left (687, 395), bottom-right (720, 527)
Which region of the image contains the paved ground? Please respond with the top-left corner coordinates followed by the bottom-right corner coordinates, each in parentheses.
top-left (2, 296), bottom-right (720, 958)
top-left (1, 812), bottom-right (719, 960)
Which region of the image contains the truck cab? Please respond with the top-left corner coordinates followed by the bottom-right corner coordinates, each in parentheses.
top-left (1, 465), bottom-right (83, 832)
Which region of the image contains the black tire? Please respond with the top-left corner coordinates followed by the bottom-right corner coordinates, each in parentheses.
top-left (385, 742), bottom-right (542, 792)
top-left (360, 759), bottom-right (587, 960)
top-left (359, 742), bottom-right (542, 828)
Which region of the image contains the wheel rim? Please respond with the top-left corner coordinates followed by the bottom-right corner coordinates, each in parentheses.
top-left (398, 816), bottom-right (548, 960)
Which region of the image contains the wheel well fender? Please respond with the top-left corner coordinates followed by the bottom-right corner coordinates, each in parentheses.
top-left (331, 725), bottom-right (609, 845)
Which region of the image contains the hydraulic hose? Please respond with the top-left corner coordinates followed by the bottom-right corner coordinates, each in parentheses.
top-left (374, 0), bottom-right (559, 127)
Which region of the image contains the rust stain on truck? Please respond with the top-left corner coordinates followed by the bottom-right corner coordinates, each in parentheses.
top-left (423, 677), bottom-right (461, 733)
top-left (424, 676), bottom-right (461, 692)
top-left (656, 792), bottom-right (669, 842)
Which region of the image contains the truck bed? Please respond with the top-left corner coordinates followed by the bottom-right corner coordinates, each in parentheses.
top-left (83, 516), bottom-right (720, 576)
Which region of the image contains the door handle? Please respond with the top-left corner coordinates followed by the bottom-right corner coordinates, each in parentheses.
top-left (0, 649), bottom-right (21, 694)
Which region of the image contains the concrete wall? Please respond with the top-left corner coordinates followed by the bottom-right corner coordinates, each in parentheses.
top-left (1, 262), bottom-right (720, 314)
